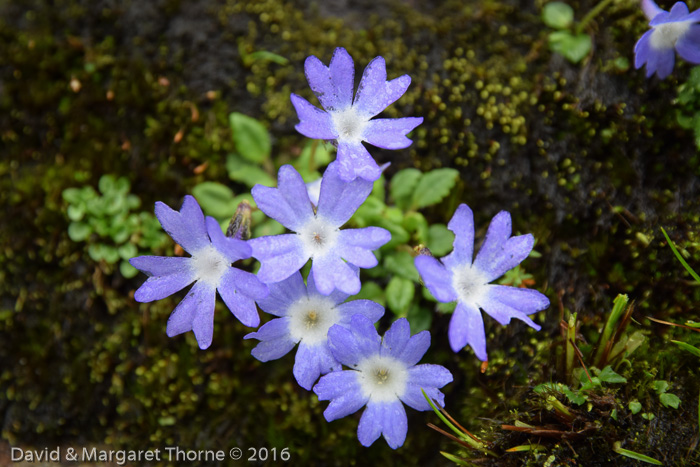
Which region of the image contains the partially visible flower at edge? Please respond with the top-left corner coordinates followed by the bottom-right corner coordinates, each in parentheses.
top-left (129, 195), bottom-right (269, 349)
top-left (291, 47), bottom-right (423, 182)
top-left (635, 0), bottom-right (700, 79)
top-left (244, 269), bottom-right (384, 390)
top-left (414, 204), bottom-right (549, 361)
top-left (313, 315), bottom-right (453, 449)
top-left (249, 162), bottom-right (391, 296)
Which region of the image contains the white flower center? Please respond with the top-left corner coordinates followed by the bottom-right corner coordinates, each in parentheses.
top-left (297, 217), bottom-right (339, 259)
top-left (287, 295), bottom-right (340, 345)
top-left (355, 355), bottom-right (408, 403)
top-left (190, 245), bottom-right (229, 288)
top-left (452, 264), bottom-right (489, 306)
top-left (650, 21), bottom-right (692, 50)
top-left (331, 106), bottom-right (368, 143)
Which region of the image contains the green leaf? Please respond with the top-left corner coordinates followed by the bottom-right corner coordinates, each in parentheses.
top-left (192, 182), bottom-right (236, 219)
top-left (62, 187), bottom-right (83, 204)
top-left (613, 442), bottom-right (663, 465)
top-left (660, 227), bottom-right (700, 283)
top-left (390, 168), bottom-right (422, 210)
top-left (226, 154), bottom-right (276, 188)
top-left (229, 112), bottom-right (271, 163)
top-left (120, 260), bottom-right (138, 278)
top-left (641, 413), bottom-right (655, 421)
top-left (68, 222), bottom-right (92, 242)
top-left (247, 50), bottom-right (289, 65)
top-left (652, 380), bottom-right (669, 394)
top-left (542, 2), bottom-right (574, 29)
top-left (88, 244), bottom-right (104, 261)
top-left (117, 243), bottom-right (138, 260)
top-left (549, 31), bottom-right (592, 64)
top-left (659, 393), bottom-right (681, 409)
top-left (67, 204), bottom-right (86, 222)
top-left (406, 304), bottom-right (432, 334)
top-left (598, 366), bottom-right (627, 384)
top-left (252, 219), bottom-right (285, 238)
top-left (670, 340), bottom-right (700, 358)
top-left (354, 281), bottom-right (385, 306)
top-left (402, 212), bottom-right (428, 242)
top-left (427, 224), bottom-right (455, 256)
top-left (629, 400), bottom-right (642, 414)
top-left (384, 251), bottom-right (420, 282)
top-left (98, 174), bottom-right (116, 194)
top-left (411, 168), bottom-right (459, 209)
top-left (102, 245), bottom-right (120, 264)
top-left (386, 276), bottom-right (414, 315)
top-left (370, 174), bottom-right (386, 202)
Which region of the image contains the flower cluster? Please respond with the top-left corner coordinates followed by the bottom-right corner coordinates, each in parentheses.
top-left (129, 48), bottom-right (550, 450)
top-left (291, 47), bottom-right (423, 182)
top-left (635, 0), bottom-right (700, 79)
top-left (415, 204), bottom-right (549, 361)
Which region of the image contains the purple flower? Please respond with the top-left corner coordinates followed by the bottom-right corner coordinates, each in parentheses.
top-left (313, 316), bottom-right (453, 449)
top-left (291, 47), bottom-right (423, 182)
top-left (414, 204), bottom-right (549, 361)
top-left (244, 270), bottom-right (384, 390)
top-left (635, 0), bottom-right (700, 79)
top-left (129, 195), bottom-right (269, 349)
top-left (249, 163), bottom-right (391, 296)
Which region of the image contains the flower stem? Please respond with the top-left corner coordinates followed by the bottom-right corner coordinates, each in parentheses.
top-left (576, 0), bottom-right (615, 34)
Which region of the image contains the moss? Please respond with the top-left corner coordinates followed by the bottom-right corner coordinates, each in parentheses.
top-left (1, 0), bottom-right (700, 465)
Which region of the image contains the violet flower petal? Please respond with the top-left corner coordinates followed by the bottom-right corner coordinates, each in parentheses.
top-left (327, 318), bottom-right (381, 367)
top-left (154, 195), bottom-right (209, 254)
top-left (252, 165), bottom-right (315, 232)
top-left (336, 140), bottom-right (382, 182)
top-left (131, 257), bottom-right (195, 302)
top-left (304, 48), bottom-right (355, 111)
top-left (676, 25), bottom-right (700, 63)
top-left (363, 117), bottom-right (423, 150)
top-left (357, 400), bottom-right (407, 449)
top-left (441, 203), bottom-right (475, 270)
top-left (248, 234), bottom-right (308, 283)
top-left (255, 271), bottom-right (307, 317)
top-left (414, 256), bottom-right (458, 302)
top-left (316, 162), bottom-right (374, 227)
top-left (353, 56), bottom-right (411, 118)
top-left (245, 317), bottom-right (297, 361)
top-left (449, 302), bottom-right (487, 360)
top-left (290, 94), bottom-right (338, 140)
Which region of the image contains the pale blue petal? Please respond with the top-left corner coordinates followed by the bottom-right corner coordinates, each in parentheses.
top-left (354, 56), bottom-right (411, 118)
top-left (311, 253), bottom-right (360, 295)
top-left (304, 47), bottom-right (355, 111)
top-left (327, 316), bottom-right (381, 367)
top-left (251, 165), bottom-right (314, 231)
top-left (290, 94), bottom-right (338, 140)
top-left (245, 317), bottom-right (297, 361)
top-left (155, 195), bottom-right (209, 254)
top-left (248, 235), bottom-right (308, 284)
top-left (414, 256), bottom-right (458, 303)
top-left (441, 204), bottom-right (475, 270)
top-left (363, 117), bottom-right (423, 149)
top-left (316, 162), bottom-right (374, 227)
top-left (256, 271), bottom-right (307, 317)
top-left (336, 299), bottom-right (385, 323)
top-left (336, 140), bottom-right (382, 182)
top-left (206, 216), bottom-right (251, 262)
top-left (313, 369), bottom-right (362, 401)
top-left (449, 301), bottom-right (487, 360)
top-left (358, 400), bottom-right (407, 449)
top-left (218, 269), bottom-right (261, 327)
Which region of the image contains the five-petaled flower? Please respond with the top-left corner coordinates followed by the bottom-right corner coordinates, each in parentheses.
top-left (130, 195), bottom-right (269, 349)
top-left (244, 269), bottom-right (384, 390)
top-left (249, 162), bottom-right (391, 296)
top-left (414, 204), bottom-right (549, 361)
top-left (291, 47), bottom-right (423, 182)
top-left (313, 315), bottom-right (453, 449)
top-left (635, 0), bottom-right (700, 79)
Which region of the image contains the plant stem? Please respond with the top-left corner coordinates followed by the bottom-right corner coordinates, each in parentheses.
top-left (576, 0), bottom-right (616, 34)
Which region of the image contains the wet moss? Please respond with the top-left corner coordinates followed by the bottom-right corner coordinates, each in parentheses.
top-left (1, 0), bottom-right (700, 465)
